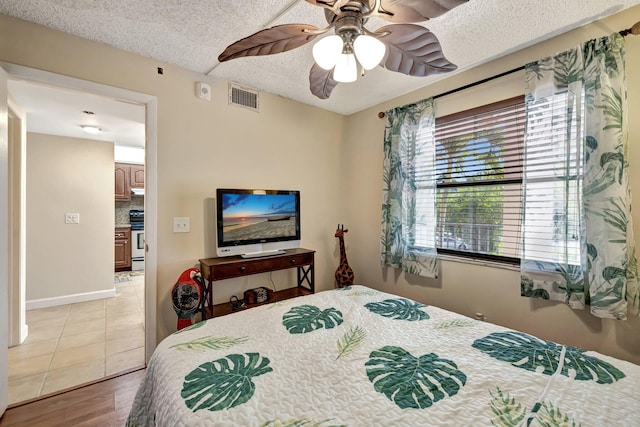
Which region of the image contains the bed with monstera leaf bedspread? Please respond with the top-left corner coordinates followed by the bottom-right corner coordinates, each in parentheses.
top-left (127, 285), bottom-right (640, 426)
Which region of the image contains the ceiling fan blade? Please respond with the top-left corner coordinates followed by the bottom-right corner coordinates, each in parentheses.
top-left (309, 64), bottom-right (339, 99)
top-left (377, 24), bottom-right (457, 76)
top-left (305, 0), bottom-right (348, 14)
top-left (218, 24), bottom-right (319, 62)
top-left (323, 8), bottom-right (339, 25)
top-left (373, 0), bottom-right (468, 23)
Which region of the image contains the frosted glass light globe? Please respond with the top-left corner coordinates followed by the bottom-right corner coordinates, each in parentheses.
top-left (333, 53), bottom-right (358, 83)
top-left (312, 35), bottom-right (343, 70)
top-left (80, 125), bottom-right (102, 134)
top-left (353, 35), bottom-right (386, 70)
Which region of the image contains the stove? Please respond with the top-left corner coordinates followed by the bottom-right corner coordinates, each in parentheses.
top-left (129, 209), bottom-right (144, 231)
top-left (129, 209), bottom-right (144, 271)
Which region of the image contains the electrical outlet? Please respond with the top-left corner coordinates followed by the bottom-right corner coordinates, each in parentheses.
top-left (173, 217), bottom-right (190, 233)
top-left (475, 312), bottom-right (487, 322)
top-left (65, 213), bottom-right (80, 224)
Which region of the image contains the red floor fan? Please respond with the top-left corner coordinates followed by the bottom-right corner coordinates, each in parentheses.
top-left (171, 268), bottom-right (204, 330)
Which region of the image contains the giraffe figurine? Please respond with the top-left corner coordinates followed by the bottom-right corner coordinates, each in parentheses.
top-left (335, 224), bottom-right (354, 288)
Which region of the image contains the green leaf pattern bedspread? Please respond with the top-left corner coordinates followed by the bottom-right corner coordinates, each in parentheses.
top-left (127, 286), bottom-right (640, 426)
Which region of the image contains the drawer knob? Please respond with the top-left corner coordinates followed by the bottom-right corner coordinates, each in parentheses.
top-left (290, 259), bottom-right (296, 264)
top-left (239, 266), bottom-right (246, 272)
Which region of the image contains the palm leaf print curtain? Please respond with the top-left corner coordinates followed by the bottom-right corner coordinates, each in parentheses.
top-left (521, 33), bottom-right (639, 319)
top-left (381, 98), bottom-right (438, 278)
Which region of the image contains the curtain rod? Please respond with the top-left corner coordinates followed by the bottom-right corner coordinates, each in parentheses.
top-left (377, 21), bottom-right (640, 119)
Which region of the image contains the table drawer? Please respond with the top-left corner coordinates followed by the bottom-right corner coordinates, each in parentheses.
top-left (209, 252), bottom-right (313, 281)
top-left (211, 262), bottom-right (262, 279)
top-left (285, 252), bottom-right (314, 267)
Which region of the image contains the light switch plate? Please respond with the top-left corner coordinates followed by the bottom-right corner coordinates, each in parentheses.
top-left (65, 213), bottom-right (80, 224)
top-left (173, 217), bottom-right (190, 233)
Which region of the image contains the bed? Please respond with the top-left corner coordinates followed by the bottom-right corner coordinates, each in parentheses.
top-left (127, 285), bottom-right (640, 426)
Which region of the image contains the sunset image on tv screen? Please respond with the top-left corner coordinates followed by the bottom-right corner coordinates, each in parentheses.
top-left (221, 193), bottom-right (296, 242)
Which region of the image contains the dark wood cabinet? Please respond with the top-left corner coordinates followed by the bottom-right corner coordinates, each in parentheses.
top-left (114, 164), bottom-right (130, 201)
top-left (199, 248), bottom-right (315, 318)
top-left (130, 164), bottom-right (144, 188)
top-left (115, 163), bottom-right (144, 200)
top-left (115, 227), bottom-right (131, 270)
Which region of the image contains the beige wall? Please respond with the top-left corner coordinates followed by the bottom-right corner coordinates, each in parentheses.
top-left (154, 77), bottom-right (346, 339)
top-left (343, 6), bottom-right (640, 364)
top-left (2, 6), bottom-right (640, 364)
top-left (26, 133), bottom-right (114, 301)
top-left (0, 13), bottom-right (347, 341)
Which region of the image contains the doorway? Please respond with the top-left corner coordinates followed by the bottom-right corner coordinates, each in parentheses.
top-left (1, 62), bottom-right (157, 406)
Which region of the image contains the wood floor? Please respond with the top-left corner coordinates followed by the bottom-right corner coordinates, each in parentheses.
top-left (0, 368), bottom-right (145, 427)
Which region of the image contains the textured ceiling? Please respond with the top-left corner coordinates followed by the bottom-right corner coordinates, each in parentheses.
top-left (2, 0), bottom-right (640, 116)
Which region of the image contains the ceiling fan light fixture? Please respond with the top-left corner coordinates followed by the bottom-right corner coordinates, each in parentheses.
top-left (353, 35), bottom-right (386, 70)
top-left (333, 53), bottom-right (358, 83)
top-left (216, 1), bottom-right (464, 99)
top-left (312, 35), bottom-right (343, 70)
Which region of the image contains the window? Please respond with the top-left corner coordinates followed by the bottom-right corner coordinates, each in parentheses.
top-left (415, 97), bottom-right (526, 263)
top-left (412, 91), bottom-right (585, 267)
top-left (521, 92), bottom-right (584, 267)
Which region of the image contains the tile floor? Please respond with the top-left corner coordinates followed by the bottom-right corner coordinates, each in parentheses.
top-left (7, 272), bottom-right (145, 406)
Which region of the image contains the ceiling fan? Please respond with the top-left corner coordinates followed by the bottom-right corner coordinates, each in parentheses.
top-left (218, 0), bottom-right (469, 99)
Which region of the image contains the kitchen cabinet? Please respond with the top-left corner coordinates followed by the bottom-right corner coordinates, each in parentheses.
top-left (115, 163), bottom-right (131, 201)
top-left (115, 163), bottom-right (144, 200)
top-left (130, 164), bottom-right (144, 188)
top-left (115, 227), bottom-right (132, 270)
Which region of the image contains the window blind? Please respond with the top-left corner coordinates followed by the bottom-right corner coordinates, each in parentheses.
top-left (432, 97), bottom-right (525, 261)
top-left (521, 92), bottom-right (584, 266)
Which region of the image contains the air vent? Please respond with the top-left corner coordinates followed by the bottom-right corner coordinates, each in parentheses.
top-left (229, 83), bottom-right (259, 112)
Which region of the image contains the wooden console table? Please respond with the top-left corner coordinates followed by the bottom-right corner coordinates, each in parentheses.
top-left (198, 248), bottom-right (315, 318)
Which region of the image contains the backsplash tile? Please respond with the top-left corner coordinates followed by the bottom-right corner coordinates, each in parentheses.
top-left (115, 197), bottom-right (144, 225)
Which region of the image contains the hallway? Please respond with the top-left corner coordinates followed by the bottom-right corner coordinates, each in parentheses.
top-left (7, 272), bottom-right (145, 405)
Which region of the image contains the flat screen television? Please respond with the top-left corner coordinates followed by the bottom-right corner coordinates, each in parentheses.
top-left (215, 188), bottom-right (301, 258)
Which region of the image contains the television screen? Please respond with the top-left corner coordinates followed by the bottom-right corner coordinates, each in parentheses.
top-left (216, 189), bottom-right (300, 256)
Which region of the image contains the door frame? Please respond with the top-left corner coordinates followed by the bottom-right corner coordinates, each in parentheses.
top-left (1, 63), bottom-right (9, 416)
top-left (0, 61), bottom-right (158, 362)
top-left (7, 93), bottom-right (27, 346)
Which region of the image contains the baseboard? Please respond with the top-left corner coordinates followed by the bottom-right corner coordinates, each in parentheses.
top-left (26, 288), bottom-right (116, 310)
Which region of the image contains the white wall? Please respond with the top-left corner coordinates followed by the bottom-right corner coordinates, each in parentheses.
top-left (8, 94), bottom-right (27, 345)
top-left (26, 133), bottom-right (114, 302)
top-left (342, 6), bottom-right (640, 364)
top-left (114, 146), bottom-right (144, 164)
